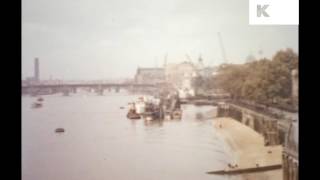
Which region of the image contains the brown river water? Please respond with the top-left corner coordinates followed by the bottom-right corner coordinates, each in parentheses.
top-left (22, 91), bottom-right (241, 180)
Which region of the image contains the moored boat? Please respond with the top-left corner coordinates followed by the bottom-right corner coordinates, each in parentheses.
top-left (55, 128), bottom-right (65, 133)
top-left (127, 111), bottom-right (141, 119)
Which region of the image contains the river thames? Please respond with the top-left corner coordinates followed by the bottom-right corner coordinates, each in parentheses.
top-left (22, 91), bottom-right (240, 180)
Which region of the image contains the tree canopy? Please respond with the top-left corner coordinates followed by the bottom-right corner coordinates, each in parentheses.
top-left (214, 48), bottom-right (298, 106)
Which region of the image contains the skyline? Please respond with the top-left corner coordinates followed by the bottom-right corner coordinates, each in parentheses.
top-left (22, 0), bottom-right (298, 80)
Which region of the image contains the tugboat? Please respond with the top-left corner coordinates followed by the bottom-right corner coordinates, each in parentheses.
top-left (139, 97), bottom-right (163, 121)
top-left (127, 110), bottom-right (141, 119)
top-left (126, 102), bottom-right (141, 119)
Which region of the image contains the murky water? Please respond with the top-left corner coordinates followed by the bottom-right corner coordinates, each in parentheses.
top-left (22, 91), bottom-right (240, 180)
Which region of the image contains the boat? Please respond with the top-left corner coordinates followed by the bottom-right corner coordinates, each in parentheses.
top-left (172, 109), bottom-right (182, 119)
top-left (37, 97), bottom-right (44, 102)
top-left (31, 102), bottom-right (42, 108)
top-left (141, 110), bottom-right (160, 121)
top-left (127, 110), bottom-right (141, 119)
top-left (126, 95), bottom-right (182, 121)
top-left (126, 102), bottom-right (141, 119)
top-left (55, 128), bottom-right (65, 133)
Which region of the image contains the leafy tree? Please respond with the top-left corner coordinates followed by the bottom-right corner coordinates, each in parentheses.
top-left (212, 48), bottom-right (298, 106)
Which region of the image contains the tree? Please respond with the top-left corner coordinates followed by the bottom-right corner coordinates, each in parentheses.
top-left (213, 48), bottom-right (298, 106)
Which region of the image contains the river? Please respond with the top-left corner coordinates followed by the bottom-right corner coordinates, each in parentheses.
top-left (22, 91), bottom-right (240, 180)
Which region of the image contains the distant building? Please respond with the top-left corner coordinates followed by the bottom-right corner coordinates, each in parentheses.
top-left (23, 77), bottom-right (37, 85)
top-left (134, 67), bottom-right (165, 84)
top-left (165, 62), bottom-right (198, 98)
top-left (198, 66), bottom-right (218, 77)
top-left (22, 57), bottom-right (41, 86)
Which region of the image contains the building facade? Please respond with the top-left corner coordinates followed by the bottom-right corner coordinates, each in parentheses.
top-left (165, 62), bottom-right (198, 98)
top-left (134, 67), bottom-right (165, 84)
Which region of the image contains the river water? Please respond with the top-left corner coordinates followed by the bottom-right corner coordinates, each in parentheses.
top-left (22, 91), bottom-right (240, 180)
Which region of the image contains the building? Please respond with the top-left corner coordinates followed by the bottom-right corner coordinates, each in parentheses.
top-left (198, 66), bottom-right (218, 77)
top-left (283, 120), bottom-right (298, 180)
top-left (134, 67), bottom-right (165, 84)
top-left (165, 62), bottom-right (198, 98)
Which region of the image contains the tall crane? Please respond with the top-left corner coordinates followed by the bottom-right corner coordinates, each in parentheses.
top-left (185, 54), bottom-right (193, 62)
top-left (217, 32), bottom-right (228, 64)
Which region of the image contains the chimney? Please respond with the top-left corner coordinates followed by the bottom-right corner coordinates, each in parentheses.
top-left (34, 57), bottom-right (39, 82)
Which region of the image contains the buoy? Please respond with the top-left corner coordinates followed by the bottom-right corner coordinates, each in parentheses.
top-left (55, 128), bottom-right (65, 133)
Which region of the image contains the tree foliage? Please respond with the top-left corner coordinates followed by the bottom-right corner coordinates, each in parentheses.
top-left (214, 48), bottom-right (298, 105)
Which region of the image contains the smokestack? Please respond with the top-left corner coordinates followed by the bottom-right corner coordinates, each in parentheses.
top-left (34, 57), bottom-right (39, 81)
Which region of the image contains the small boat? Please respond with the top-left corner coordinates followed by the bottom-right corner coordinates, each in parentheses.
top-left (37, 97), bottom-right (44, 102)
top-left (141, 107), bottom-right (161, 121)
top-left (55, 128), bottom-right (65, 133)
top-left (127, 111), bottom-right (141, 119)
top-left (31, 102), bottom-right (42, 108)
top-left (172, 109), bottom-right (182, 119)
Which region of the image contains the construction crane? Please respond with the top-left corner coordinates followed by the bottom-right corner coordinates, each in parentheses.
top-left (217, 32), bottom-right (227, 64)
top-left (185, 54), bottom-right (193, 62)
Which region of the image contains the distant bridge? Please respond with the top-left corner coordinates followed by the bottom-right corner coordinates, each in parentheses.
top-left (21, 83), bottom-right (159, 96)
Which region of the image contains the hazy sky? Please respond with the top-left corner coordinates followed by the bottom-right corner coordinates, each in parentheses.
top-left (22, 0), bottom-right (298, 80)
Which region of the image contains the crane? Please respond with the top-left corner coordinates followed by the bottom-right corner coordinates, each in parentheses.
top-left (185, 54), bottom-right (193, 62)
top-left (217, 32), bottom-right (228, 64)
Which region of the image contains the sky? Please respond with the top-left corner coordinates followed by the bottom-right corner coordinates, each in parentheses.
top-left (22, 0), bottom-right (298, 80)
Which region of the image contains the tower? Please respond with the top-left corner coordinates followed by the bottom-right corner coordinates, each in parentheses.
top-left (34, 57), bottom-right (39, 81)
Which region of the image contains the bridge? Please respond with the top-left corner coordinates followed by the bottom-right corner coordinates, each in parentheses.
top-left (21, 83), bottom-right (158, 96)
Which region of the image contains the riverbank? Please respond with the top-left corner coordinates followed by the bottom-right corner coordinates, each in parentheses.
top-left (212, 117), bottom-right (282, 180)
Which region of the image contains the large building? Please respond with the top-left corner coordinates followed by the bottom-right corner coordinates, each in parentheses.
top-left (165, 62), bottom-right (198, 98)
top-left (134, 67), bottom-right (165, 84)
top-left (23, 58), bottom-right (40, 85)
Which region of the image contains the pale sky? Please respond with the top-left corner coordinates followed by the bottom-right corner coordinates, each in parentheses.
top-left (22, 0), bottom-right (298, 80)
